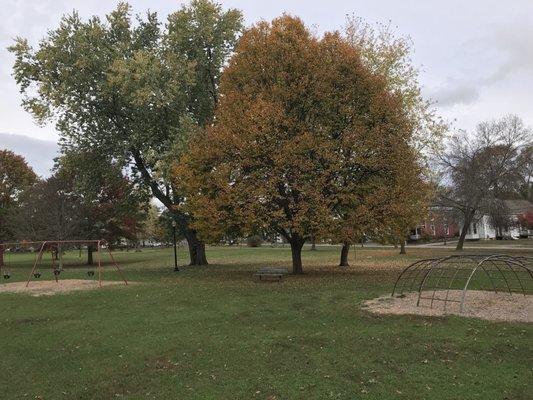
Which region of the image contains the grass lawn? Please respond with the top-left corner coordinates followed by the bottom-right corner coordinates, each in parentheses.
top-left (0, 245), bottom-right (532, 399)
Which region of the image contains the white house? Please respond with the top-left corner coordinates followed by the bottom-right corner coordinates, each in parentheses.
top-left (463, 200), bottom-right (533, 240)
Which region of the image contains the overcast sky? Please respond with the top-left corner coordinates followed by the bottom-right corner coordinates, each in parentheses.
top-left (1, 0), bottom-right (532, 176)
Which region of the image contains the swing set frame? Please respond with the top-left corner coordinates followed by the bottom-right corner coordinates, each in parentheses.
top-left (0, 239), bottom-right (128, 288)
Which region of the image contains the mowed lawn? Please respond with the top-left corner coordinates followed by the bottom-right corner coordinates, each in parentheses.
top-left (0, 244), bottom-right (532, 399)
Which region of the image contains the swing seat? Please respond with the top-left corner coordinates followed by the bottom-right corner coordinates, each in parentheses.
top-left (3, 274), bottom-right (10, 279)
top-left (53, 270), bottom-right (61, 276)
top-left (33, 272), bottom-right (41, 278)
top-left (87, 271), bottom-right (95, 277)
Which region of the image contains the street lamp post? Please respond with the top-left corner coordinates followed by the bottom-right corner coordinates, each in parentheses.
top-left (172, 220), bottom-right (179, 272)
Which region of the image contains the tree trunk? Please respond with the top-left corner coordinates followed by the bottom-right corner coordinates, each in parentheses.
top-left (58, 244), bottom-right (63, 270)
top-left (185, 230), bottom-right (208, 266)
top-left (310, 237), bottom-right (316, 251)
top-left (339, 242), bottom-right (350, 267)
top-left (456, 211), bottom-right (475, 251)
top-left (87, 245), bottom-right (94, 265)
top-left (132, 150), bottom-right (209, 265)
top-left (456, 226), bottom-right (468, 251)
top-left (400, 241), bottom-right (406, 255)
top-left (289, 236), bottom-right (305, 274)
top-left (0, 247), bottom-right (3, 267)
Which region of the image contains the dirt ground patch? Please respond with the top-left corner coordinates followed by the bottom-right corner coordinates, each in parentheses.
top-left (363, 290), bottom-right (533, 323)
top-left (0, 279), bottom-right (129, 296)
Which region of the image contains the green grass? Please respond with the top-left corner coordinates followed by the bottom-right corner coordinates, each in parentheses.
top-left (0, 245), bottom-right (532, 399)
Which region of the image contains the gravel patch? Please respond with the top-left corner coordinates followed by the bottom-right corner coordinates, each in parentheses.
top-left (363, 290), bottom-right (532, 323)
top-left (0, 279), bottom-right (129, 296)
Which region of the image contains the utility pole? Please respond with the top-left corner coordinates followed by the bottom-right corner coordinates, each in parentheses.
top-left (172, 220), bottom-right (179, 272)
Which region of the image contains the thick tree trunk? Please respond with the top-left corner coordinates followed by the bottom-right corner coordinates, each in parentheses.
top-left (339, 242), bottom-right (350, 267)
top-left (87, 245), bottom-right (94, 266)
top-left (131, 149), bottom-right (209, 266)
top-left (400, 241), bottom-right (406, 255)
top-left (289, 236), bottom-right (305, 274)
top-left (456, 211), bottom-right (475, 251)
top-left (185, 230), bottom-right (208, 266)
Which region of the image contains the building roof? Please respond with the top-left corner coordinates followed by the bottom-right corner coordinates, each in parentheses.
top-left (503, 199), bottom-right (533, 215)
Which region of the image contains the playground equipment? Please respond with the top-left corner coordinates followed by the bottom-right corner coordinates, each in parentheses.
top-left (392, 254), bottom-right (533, 312)
top-left (0, 240), bottom-right (128, 287)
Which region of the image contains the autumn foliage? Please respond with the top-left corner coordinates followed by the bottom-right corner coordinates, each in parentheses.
top-left (175, 16), bottom-right (428, 273)
top-left (518, 211), bottom-right (533, 230)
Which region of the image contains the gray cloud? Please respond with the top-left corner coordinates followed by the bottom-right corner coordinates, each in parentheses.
top-left (1, 0), bottom-right (533, 134)
top-left (426, 81), bottom-right (480, 108)
top-left (427, 16), bottom-right (533, 109)
top-left (0, 132), bottom-right (58, 177)
top-left (487, 20), bottom-right (533, 83)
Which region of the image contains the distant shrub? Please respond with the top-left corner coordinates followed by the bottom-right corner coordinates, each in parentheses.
top-left (419, 233), bottom-right (432, 243)
top-left (246, 235), bottom-right (263, 247)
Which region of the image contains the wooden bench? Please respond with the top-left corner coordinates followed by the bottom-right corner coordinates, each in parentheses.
top-left (254, 267), bottom-right (289, 282)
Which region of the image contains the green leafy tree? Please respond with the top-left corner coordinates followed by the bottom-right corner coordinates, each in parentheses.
top-left (12, 154), bottom-right (148, 265)
top-left (10, 173), bottom-right (83, 243)
top-left (0, 150), bottom-right (37, 265)
top-left (59, 152), bottom-right (149, 263)
top-left (137, 204), bottom-right (162, 246)
top-left (9, 0), bottom-right (243, 265)
top-left (344, 16), bottom-right (446, 159)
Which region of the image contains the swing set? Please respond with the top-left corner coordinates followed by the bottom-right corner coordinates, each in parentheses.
top-left (0, 240), bottom-right (128, 287)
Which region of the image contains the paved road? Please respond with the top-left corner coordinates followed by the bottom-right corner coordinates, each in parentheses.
top-left (412, 240), bottom-right (532, 250)
top-left (351, 241), bottom-right (532, 251)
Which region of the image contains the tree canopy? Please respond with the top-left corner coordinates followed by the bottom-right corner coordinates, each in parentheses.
top-left (436, 115), bottom-right (532, 250)
top-left (344, 16), bottom-right (446, 160)
top-left (0, 149), bottom-right (37, 243)
top-left (10, 153), bottom-right (148, 264)
top-left (176, 16), bottom-right (428, 273)
top-left (9, 0), bottom-right (243, 265)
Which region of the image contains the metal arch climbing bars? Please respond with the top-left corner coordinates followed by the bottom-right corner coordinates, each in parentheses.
top-left (459, 254), bottom-right (533, 311)
top-left (391, 258), bottom-right (440, 296)
top-left (392, 254), bottom-right (533, 312)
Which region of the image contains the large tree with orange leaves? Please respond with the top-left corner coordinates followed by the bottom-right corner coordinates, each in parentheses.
top-left (176, 16), bottom-right (427, 273)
